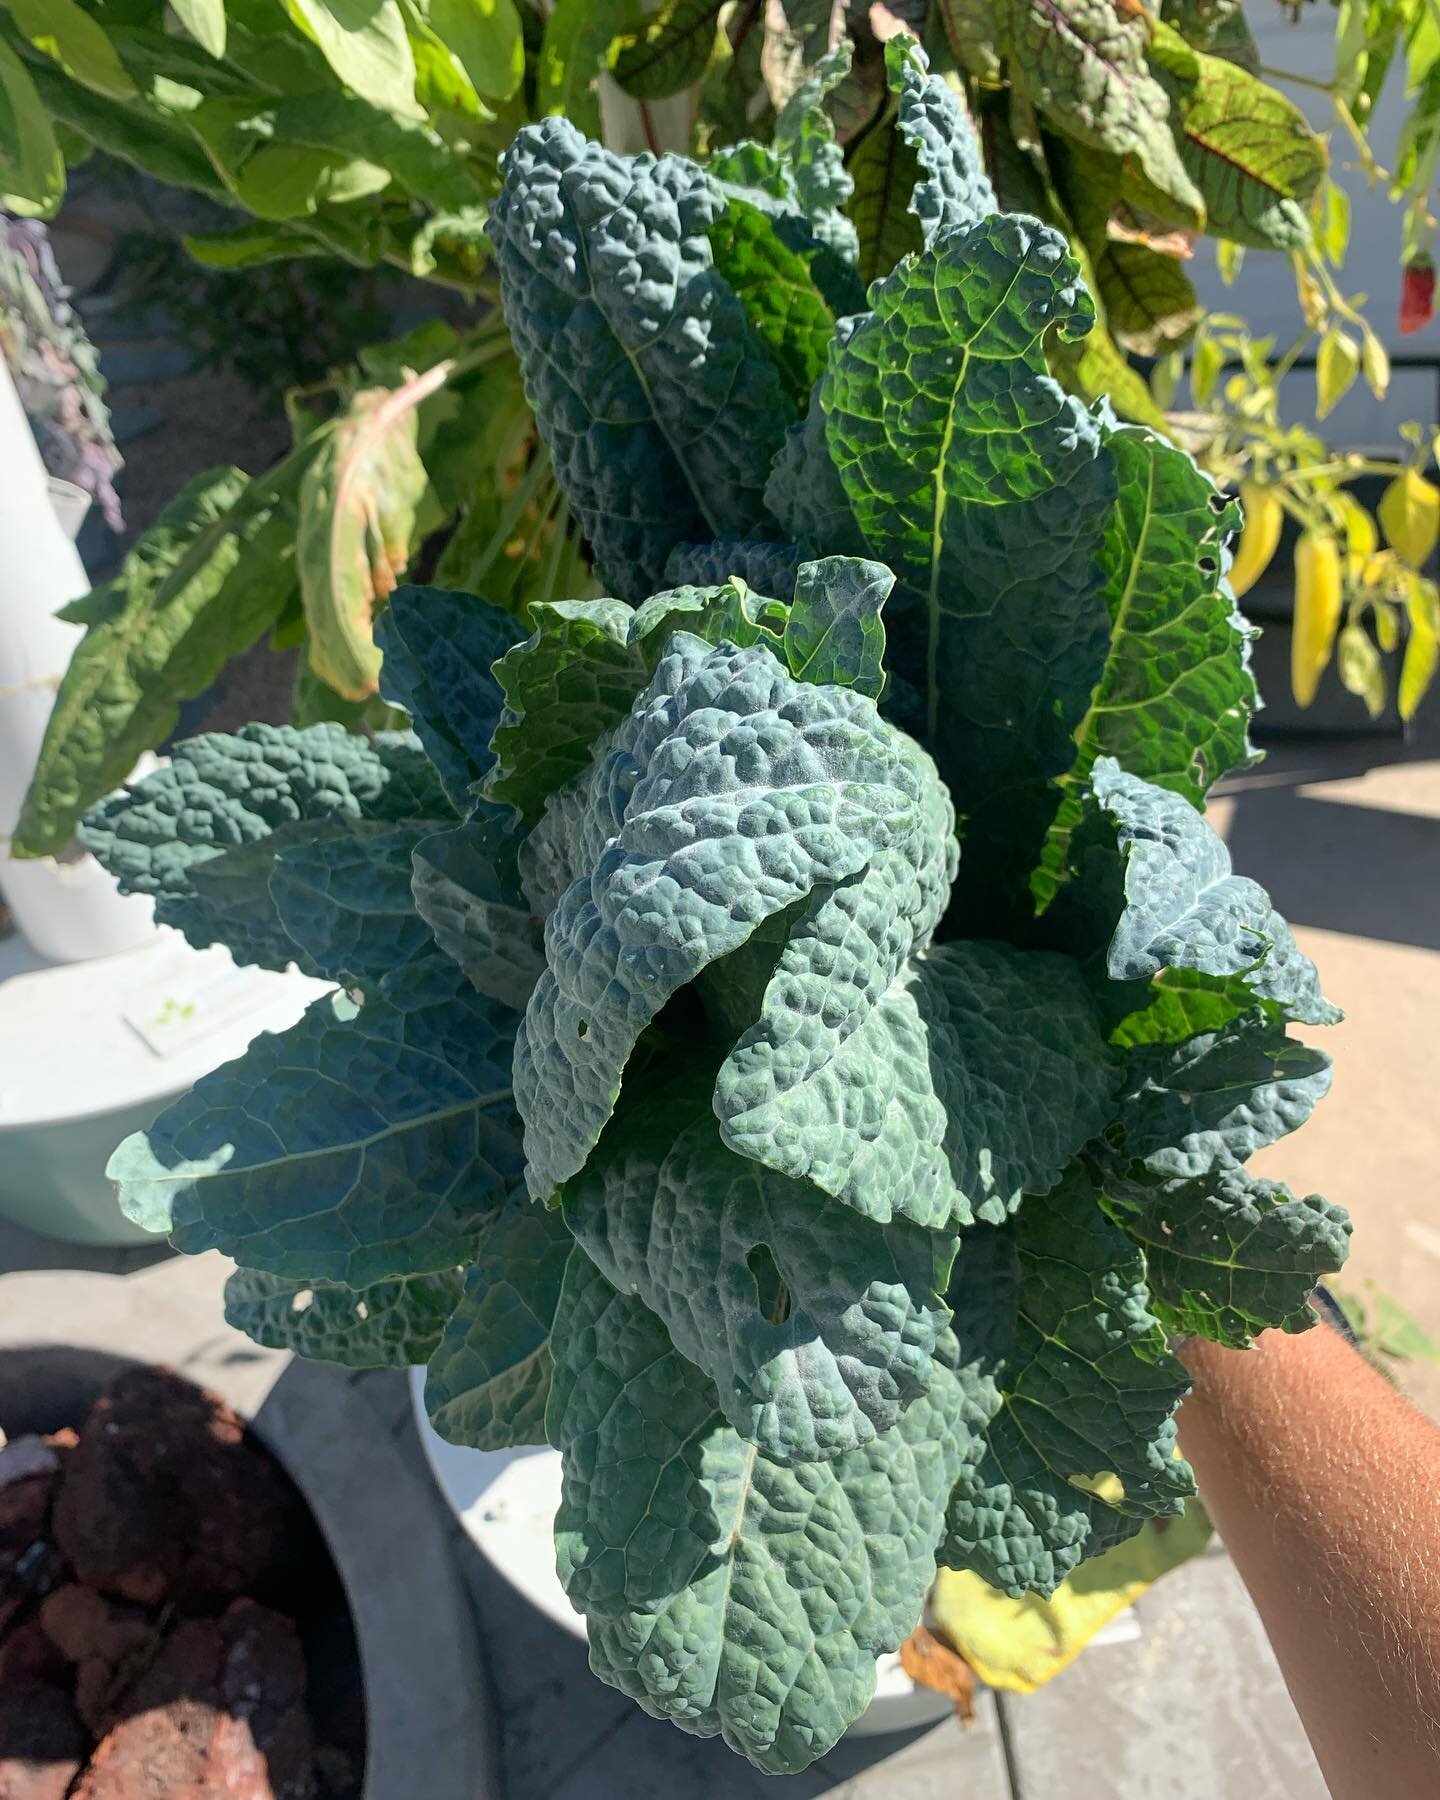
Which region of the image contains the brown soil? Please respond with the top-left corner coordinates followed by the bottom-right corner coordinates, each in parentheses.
top-left (0, 1367), bottom-right (364, 1799)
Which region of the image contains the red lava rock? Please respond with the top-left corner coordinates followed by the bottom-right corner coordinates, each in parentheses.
top-left (72, 1600), bottom-right (315, 1800)
top-left (0, 1438), bottom-right (67, 1639)
top-left (51, 1367), bottom-right (304, 1605)
top-left (38, 1586), bottom-right (159, 1737)
top-left (0, 1618), bottom-right (70, 1688)
top-left (0, 1679), bottom-right (87, 1800)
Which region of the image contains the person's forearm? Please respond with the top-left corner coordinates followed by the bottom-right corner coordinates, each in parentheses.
top-left (1179, 1323), bottom-right (1440, 1799)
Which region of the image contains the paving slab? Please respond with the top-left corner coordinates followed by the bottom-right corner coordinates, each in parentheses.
top-left (1210, 731), bottom-right (1440, 1420)
top-left (996, 1546), bottom-right (1326, 1800)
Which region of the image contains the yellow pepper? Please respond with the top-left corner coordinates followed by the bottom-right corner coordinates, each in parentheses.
top-left (1292, 529), bottom-right (1344, 708)
top-left (1229, 482), bottom-right (1283, 598)
top-left (926, 1502), bottom-right (1213, 1695)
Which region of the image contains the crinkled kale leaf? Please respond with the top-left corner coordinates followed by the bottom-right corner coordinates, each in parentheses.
top-left (85, 84), bottom-right (1350, 1778)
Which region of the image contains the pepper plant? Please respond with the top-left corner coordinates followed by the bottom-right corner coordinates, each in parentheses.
top-left (83, 71), bottom-right (1352, 1773)
top-left (17, 0), bottom-right (1440, 863)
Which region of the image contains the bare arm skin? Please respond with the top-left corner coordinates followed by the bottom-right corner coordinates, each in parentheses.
top-left (1178, 1323), bottom-right (1440, 1799)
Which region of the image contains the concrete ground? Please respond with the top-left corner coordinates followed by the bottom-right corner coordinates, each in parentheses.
top-left (1209, 719), bottom-right (1440, 1422)
top-left (0, 1230), bottom-right (1329, 1800)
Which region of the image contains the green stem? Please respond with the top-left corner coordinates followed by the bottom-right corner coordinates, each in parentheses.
top-left (466, 449), bottom-right (554, 587)
top-left (1286, 456), bottom-right (1408, 482)
top-left (1259, 64), bottom-right (1336, 97)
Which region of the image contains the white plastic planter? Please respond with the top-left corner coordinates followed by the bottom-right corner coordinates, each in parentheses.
top-left (407, 1367), bottom-right (953, 1739)
top-left (0, 929), bottom-right (330, 1244)
top-left (0, 360), bottom-right (156, 963)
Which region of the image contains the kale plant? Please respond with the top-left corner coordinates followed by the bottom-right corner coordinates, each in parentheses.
top-left (86, 49), bottom-right (1351, 1774)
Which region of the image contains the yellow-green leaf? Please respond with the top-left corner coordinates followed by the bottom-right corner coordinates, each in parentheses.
top-left (1336, 620), bottom-right (1385, 717)
top-left (928, 1500), bottom-right (1212, 1694)
top-left (280, 0), bottom-right (423, 119)
top-left (1336, 490), bottom-right (1377, 565)
top-left (1361, 325), bottom-right (1390, 398)
top-left (424, 0), bottom-right (523, 101)
top-left (1, 0), bottom-right (134, 100)
top-left (1319, 177), bottom-right (1350, 264)
top-left (1316, 327), bottom-right (1360, 420)
top-left (1191, 332), bottom-right (1223, 406)
top-left (539, 0), bottom-right (631, 135)
top-left (298, 367), bottom-right (450, 699)
top-left (0, 37), bottom-right (62, 215)
top-left (168, 0), bottom-right (227, 58)
top-left (1400, 576), bottom-right (1440, 719)
top-left (1216, 238), bottom-right (1244, 285)
top-left (1379, 469), bottom-right (1440, 568)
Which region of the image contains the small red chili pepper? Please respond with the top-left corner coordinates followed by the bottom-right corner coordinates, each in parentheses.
top-left (1400, 256), bottom-right (1436, 334)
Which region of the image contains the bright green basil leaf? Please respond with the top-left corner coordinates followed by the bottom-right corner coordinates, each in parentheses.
top-left (490, 120), bottom-right (793, 601)
top-left (823, 214), bottom-right (1115, 926)
top-left (1090, 759), bottom-right (1340, 1025)
top-left (411, 804), bottom-right (545, 1009)
top-left (716, 940), bottom-right (1118, 1230)
top-left (15, 458), bottom-right (316, 859)
top-left (515, 635), bottom-right (955, 1200)
top-left (1104, 1168), bottom-right (1352, 1346)
top-left (563, 1066), bottom-right (957, 1462)
top-left (0, 38), bottom-right (63, 215)
top-left (375, 584), bottom-right (522, 812)
top-left (548, 1252), bottom-right (967, 1773)
top-left (537, 0), bottom-right (630, 137)
top-left (169, 0), bottom-right (227, 58)
top-left (422, 0), bottom-right (523, 101)
top-left (424, 1198), bottom-right (575, 1447)
top-left (108, 955), bottom-right (524, 1283)
top-left (183, 219), bottom-right (330, 268)
top-left (3, 0), bottom-right (135, 101)
top-left (225, 1266), bottom-right (463, 1367)
top-left (1112, 1016), bottom-right (1332, 1178)
top-left (886, 36), bottom-right (996, 242)
top-left (1035, 426), bottom-right (1256, 903)
top-left (19, 50), bottom-right (228, 203)
top-left (940, 1170), bottom-right (1194, 1597)
top-left (279, 0), bottom-right (422, 119)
